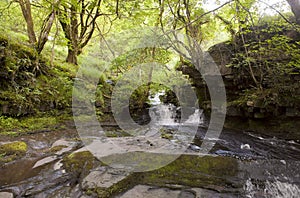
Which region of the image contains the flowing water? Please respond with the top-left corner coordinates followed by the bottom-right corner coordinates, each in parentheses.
top-left (147, 92), bottom-right (300, 197)
top-left (0, 92), bottom-right (299, 197)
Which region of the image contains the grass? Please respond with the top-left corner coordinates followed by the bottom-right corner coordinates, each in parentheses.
top-left (0, 111), bottom-right (73, 136)
top-left (0, 141), bottom-right (28, 163)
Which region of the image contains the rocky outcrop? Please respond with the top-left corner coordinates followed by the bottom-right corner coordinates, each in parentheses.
top-left (177, 23), bottom-right (300, 122)
top-left (117, 185), bottom-right (235, 198)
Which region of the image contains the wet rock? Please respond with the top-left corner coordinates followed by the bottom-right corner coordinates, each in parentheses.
top-left (0, 192), bottom-right (13, 198)
top-left (82, 167), bottom-right (130, 189)
top-left (22, 170), bottom-right (71, 197)
top-left (33, 156), bottom-right (58, 169)
top-left (27, 140), bottom-right (49, 150)
top-left (189, 144), bottom-right (201, 151)
top-left (78, 136), bottom-right (192, 159)
top-left (192, 188), bottom-right (236, 198)
top-left (50, 139), bottom-right (78, 155)
top-left (31, 139), bottom-right (79, 169)
top-left (141, 155), bottom-right (239, 192)
top-left (53, 159), bottom-right (64, 171)
top-left (117, 185), bottom-right (233, 198)
top-left (62, 151), bottom-right (98, 175)
top-left (34, 184), bottom-right (84, 198)
top-left (82, 166), bottom-right (133, 197)
top-left (117, 185), bottom-right (184, 198)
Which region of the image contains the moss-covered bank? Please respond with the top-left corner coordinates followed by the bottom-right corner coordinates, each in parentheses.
top-left (0, 35), bottom-right (74, 116)
top-left (0, 141), bottom-right (27, 163)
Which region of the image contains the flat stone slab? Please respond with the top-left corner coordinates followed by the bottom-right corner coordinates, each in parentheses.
top-left (117, 185), bottom-right (236, 198)
top-left (51, 139), bottom-right (78, 155)
top-left (32, 156), bottom-right (57, 169)
top-left (117, 185), bottom-right (193, 198)
top-left (78, 135), bottom-right (204, 158)
top-left (0, 192), bottom-right (14, 198)
top-left (82, 167), bottom-right (130, 189)
top-left (71, 135), bottom-right (209, 172)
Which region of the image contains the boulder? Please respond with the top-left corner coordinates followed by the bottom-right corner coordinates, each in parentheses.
top-left (0, 192), bottom-right (13, 198)
top-left (82, 167), bottom-right (130, 189)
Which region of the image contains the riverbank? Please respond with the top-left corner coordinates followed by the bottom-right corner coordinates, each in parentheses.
top-left (1, 120), bottom-right (300, 197)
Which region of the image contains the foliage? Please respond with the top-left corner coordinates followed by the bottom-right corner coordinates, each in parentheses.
top-left (0, 34), bottom-right (74, 116)
top-left (0, 111), bottom-right (72, 136)
top-left (228, 20), bottom-right (300, 89)
top-left (0, 0), bottom-right (299, 121)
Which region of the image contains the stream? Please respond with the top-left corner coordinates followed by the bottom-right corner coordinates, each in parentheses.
top-left (0, 93), bottom-right (299, 197)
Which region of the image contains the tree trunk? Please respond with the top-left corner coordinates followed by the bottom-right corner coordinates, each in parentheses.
top-left (64, 5), bottom-right (80, 65)
top-left (18, 0), bottom-right (37, 44)
top-left (286, 0), bottom-right (300, 25)
top-left (37, 11), bottom-right (56, 54)
top-left (66, 48), bottom-right (78, 65)
top-left (59, 0), bottom-right (103, 65)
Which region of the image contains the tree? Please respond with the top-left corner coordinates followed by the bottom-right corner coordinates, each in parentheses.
top-left (286, 0), bottom-right (300, 25)
top-left (156, 0), bottom-right (233, 65)
top-left (58, 0), bottom-right (119, 65)
top-left (17, 0), bottom-right (59, 54)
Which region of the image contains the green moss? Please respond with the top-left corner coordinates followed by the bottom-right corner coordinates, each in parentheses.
top-left (49, 145), bottom-right (68, 153)
top-left (105, 130), bottom-right (131, 138)
top-left (0, 34), bottom-right (74, 116)
top-left (84, 154), bottom-right (239, 197)
top-left (94, 174), bottom-right (138, 198)
top-left (0, 141), bottom-right (28, 163)
top-left (0, 141), bottom-right (27, 156)
top-left (63, 151), bottom-right (98, 174)
top-left (141, 155), bottom-right (238, 190)
top-left (160, 128), bottom-right (174, 140)
top-left (0, 112), bottom-right (72, 136)
top-left (161, 133), bottom-right (173, 140)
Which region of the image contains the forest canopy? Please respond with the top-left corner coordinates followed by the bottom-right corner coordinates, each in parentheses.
top-left (0, 0), bottom-right (297, 64)
top-left (0, 0), bottom-right (299, 118)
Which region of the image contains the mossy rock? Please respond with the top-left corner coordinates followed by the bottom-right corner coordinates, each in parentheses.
top-left (105, 130), bottom-right (131, 138)
top-left (62, 151), bottom-right (99, 174)
top-left (161, 133), bottom-right (173, 140)
top-left (85, 155), bottom-right (239, 197)
top-left (85, 171), bottom-right (139, 198)
top-left (0, 141), bottom-right (27, 156)
top-left (141, 155), bottom-right (239, 190)
top-left (49, 145), bottom-right (68, 153)
top-left (0, 141), bottom-right (28, 163)
top-left (160, 128), bottom-right (174, 140)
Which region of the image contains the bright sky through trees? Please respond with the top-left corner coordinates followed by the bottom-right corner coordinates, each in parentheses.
top-left (203, 0), bottom-right (290, 16)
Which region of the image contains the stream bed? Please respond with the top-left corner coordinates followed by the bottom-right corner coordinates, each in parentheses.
top-left (0, 104), bottom-right (299, 197)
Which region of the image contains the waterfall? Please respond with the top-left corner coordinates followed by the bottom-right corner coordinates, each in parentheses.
top-left (149, 104), bottom-right (178, 126)
top-left (148, 91), bottom-right (203, 126)
top-left (184, 109), bottom-right (203, 125)
top-left (148, 90), bottom-right (165, 105)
